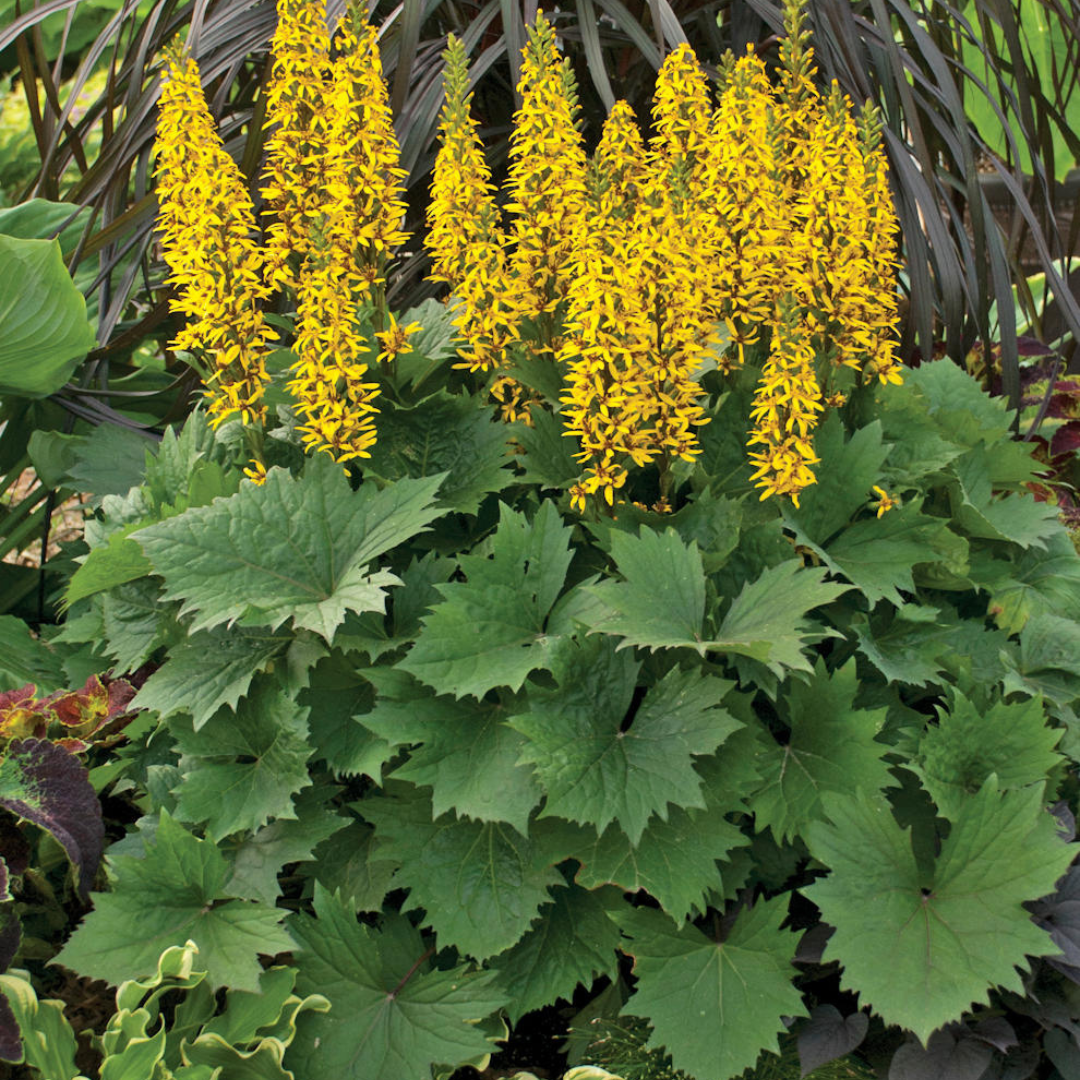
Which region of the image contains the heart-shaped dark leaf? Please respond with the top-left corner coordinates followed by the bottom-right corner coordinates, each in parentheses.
top-left (797, 1004), bottom-right (869, 1077)
top-left (889, 1030), bottom-right (992, 1080)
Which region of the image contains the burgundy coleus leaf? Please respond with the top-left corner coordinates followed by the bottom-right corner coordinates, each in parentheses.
top-left (0, 993), bottom-right (20, 1063)
top-left (42, 675), bottom-right (137, 747)
top-left (0, 740), bottom-right (103, 901)
top-left (0, 816), bottom-right (30, 880)
top-left (0, 906), bottom-right (19, 973)
top-left (1051, 423), bottom-right (1080, 459)
top-left (0, 685), bottom-right (48, 743)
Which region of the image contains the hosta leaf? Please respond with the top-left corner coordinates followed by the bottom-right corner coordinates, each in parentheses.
top-left (804, 781), bottom-right (1074, 1042)
top-left (489, 884), bottom-right (622, 1022)
top-left (362, 785), bottom-right (561, 960)
top-left (0, 235), bottom-right (95, 398)
top-left (133, 459), bottom-right (445, 638)
top-left (510, 636), bottom-right (739, 843)
top-left (133, 626), bottom-right (293, 730)
top-left (288, 887), bottom-right (507, 1080)
top-left (616, 898), bottom-right (805, 1079)
top-left (362, 679), bottom-right (541, 835)
top-left (364, 392), bottom-right (513, 513)
top-left (584, 528), bottom-right (708, 652)
top-left (400, 501), bottom-right (574, 698)
top-left (172, 681), bottom-right (313, 841)
top-left (55, 812), bottom-right (292, 991)
top-left (911, 692), bottom-right (1063, 821)
top-left (711, 561), bottom-right (850, 677)
top-left (752, 660), bottom-right (892, 843)
top-left (0, 738), bottom-right (102, 900)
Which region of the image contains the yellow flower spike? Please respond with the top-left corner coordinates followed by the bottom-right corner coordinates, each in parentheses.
top-left (649, 42), bottom-right (713, 171)
top-left (872, 485), bottom-right (899, 517)
top-left (427, 35), bottom-right (519, 373)
top-left (154, 48), bottom-right (274, 429)
top-left (505, 11), bottom-right (589, 329)
top-left (260, 0), bottom-right (336, 290)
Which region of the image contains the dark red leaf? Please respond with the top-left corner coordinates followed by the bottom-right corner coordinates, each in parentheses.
top-left (0, 740), bottom-right (103, 901)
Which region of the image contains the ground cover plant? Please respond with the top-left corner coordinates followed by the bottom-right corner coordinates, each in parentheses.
top-left (2, 1), bottom-right (1080, 1078)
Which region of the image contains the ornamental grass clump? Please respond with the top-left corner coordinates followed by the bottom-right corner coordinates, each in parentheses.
top-left (428, 0), bottom-right (901, 510)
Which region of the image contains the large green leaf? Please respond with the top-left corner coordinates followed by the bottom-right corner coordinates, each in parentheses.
top-left (804, 781), bottom-right (1074, 1043)
top-left (584, 528), bottom-right (708, 652)
top-left (171, 681), bottom-right (313, 842)
top-left (0, 235), bottom-right (95, 398)
top-left (489, 884), bottom-right (622, 1022)
top-left (133, 459), bottom-right (445, 640)
top-left (616, 898), bottom-right (805, 1079)
top-left (784, 416), bottom-right (890, 545)
top-left (979, 531), bottom-right (1080, 634)
top-left (911, 692), bottom-right (1063, 821)
top-left (361, 676), bottom-right (542, 835)
top-left (400, 501), bottom-right (574, 698)
top-left (54, 812), bottom-right (293, 991)
top-left (133, 626), bottom-right (294, 730)
top-left (510, 636), bottom-right (739, 843)
top-left (362, 786), bottom-right (561, 960)
top-left (752, 660), bottom-right (893, 843)
top-left (711, 561), bottom-right (850, 677)
top-left (363, 391), bottom-right (513, 514)
top-left (288, 887), bottom-right (506, 1080)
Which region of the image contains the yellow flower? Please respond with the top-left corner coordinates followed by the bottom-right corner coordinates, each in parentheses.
top-left (872, 485), bottom-right (899, 516)
top-left (375, 314), bottom-right (422, 363)
top-left (154, 48), bottom-right (275, 428)
top-left (243, 459), bottom-right (268, 485)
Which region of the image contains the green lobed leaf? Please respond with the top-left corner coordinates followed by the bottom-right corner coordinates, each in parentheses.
top-left (54, 811), bottom-right (292, 991)
top-left (308, 821), bottom-right (401, 913)
top-left (784, 415), bottom-right (890, 545)
top-left (401, 501), bottom-right (574, 698)
top-left (225, 788), bottom-right (347, 905)
top-left (301, 651), bottom-right (393, 780)
top-left (489, 884), bottom-right (622, 1023)
top-left (711, 561), bottom-right (850, 677)
top-left (751, 660), bottom-right (893, 843)
top-left (363, 391), bottom-right (513, 514)
top-left (852, 603), bottom-right (955, 688)
top-left (1002, 612), bottom-right (1080, 706)
top-left (910, 692), bottom-right (1064, 821)
top-left (511, 406), bottom-right (580, 489)
top-left (362, 676), bottom-right (542, 835)
top-left (99, 579), bottom-right (179, 675)
top-left (133, 458), bottom-right (446, 639)
top-left (171, 680), bottom-right (313, 842)
top-left (814, 499), bottom-right (954, 607)
top-left (510, 636), bottom-right (740, 843)
top-left (804, 781), bottom-right (1075, 1043)
top-left (361, 785), bottom-right (562, 961)
top-left (615, 898), bottom-right (806, 1079)
top-left (583, 528), bottom-right (707, 652)
top-left (288, 887), bottom-right (507, 1080)
top-left (980, 531), bottom-right (1080, 634)
top-left (133, 626), bottom-right (294, 730)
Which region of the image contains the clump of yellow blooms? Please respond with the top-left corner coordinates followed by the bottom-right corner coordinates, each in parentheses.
top-left (427, 0), bottom-right (902, 510)
top-left (154, 0), bottom-right (409, 469)
top-left (154, 48), bottom-right (276, 429)
top-left (156, 0), bottom-right (900, 507)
